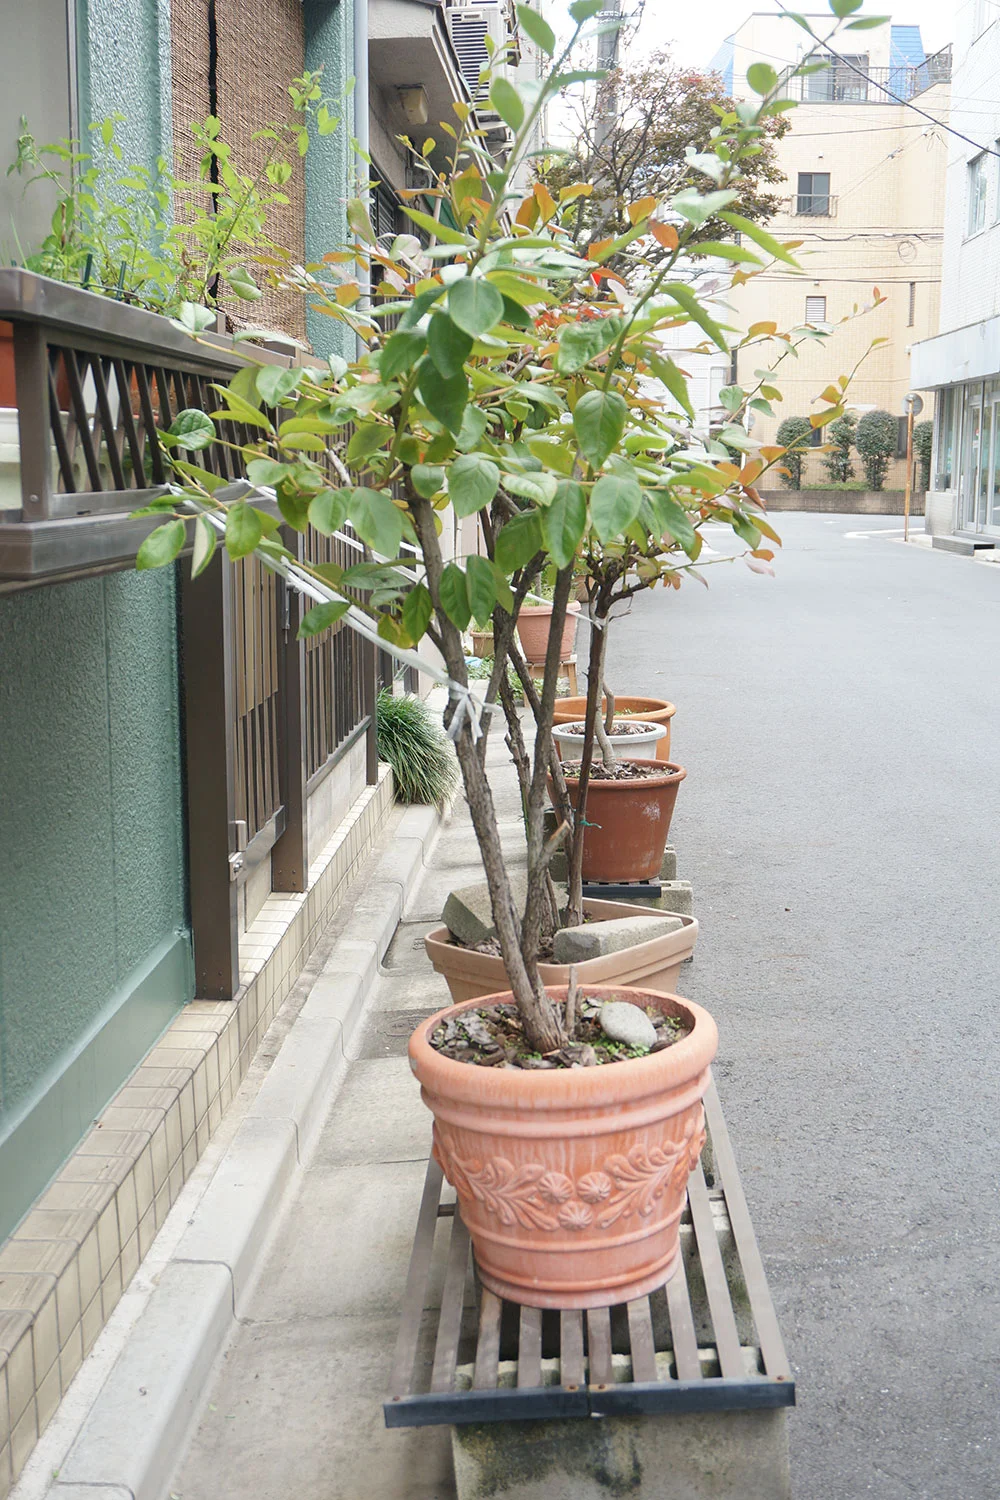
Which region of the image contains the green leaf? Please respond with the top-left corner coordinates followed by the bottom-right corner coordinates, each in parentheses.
top-left (591, 474), bottom-right (642, 542)
top-left (746, 61), bottom-right (778, 94)
top-left (170, 302), bottom-right (216, 334)
top-left (844, 14), bottom-right (891, 26)
top-left (693, 241), bottom-right (763, 266)
top-left (401, 582), bottom-right (434, 644)
top-left (210, 387), bottom-right (274, 431)
top-left (246, 458), bottom-right (293, 487)
top-left (347, 195), bottom-right (377, 244)
top-left (516, 4), bottom-right (556, 55)
top-left (569, 0), bottom-right (604, 19)
top-left (169, 409), bottom-right (216, 451)
top-left (398, 284), bottom-right (448, 329)
top-left (346, 423), bottom-right (388, 463)
top-left (439, 562), bottom-right (471, 631)
top-left (349, 487), bottom-right (404, 557)
top-left (572, 389), bottom-right (628, 467)
top-left (449, 453), bottom-right (500, 517)
top-left (719, 211), bottom-right (799, 266)
top-left (495, 510), bottom-right (542, 572)
top-left (417, 358), bottom-right (468, 436)
top-left (402, 206), bottom-right (470, 245)
top-left (136, 518), bottom-right (186, 570)
top-left (648, 354), bottom-right (695, 420)
top-left (830, 0), bottom-right (864, 13)
top-left (542, 481), bottom-right (586, 569)
top-left (662, 282), bottom-right (730, 353)
top-left (191, 514), bottom-right (217, 577)
top-left (411, 464), bottom-right (446, 498)
top-left (651, 492), bottom-right (697, 553)
top-left (427, 312), bottom-right (473, 378)
top-left (277, 489), bottom-right (313, 533)
top-left (225, 501), bottom-right (263, 558)
top-left (503, 471), bottom-right (559, 506)
top-left (456, 405), bottom-right (489, 451)
top-left (555, 318), bottom-right (615, 375)
top-left (298, 600), bottom-right (350, 639)
top-left (379, 327), bottom-right (427, 380)
top-left (226, 265), bottom-right (263, 301)
top-left (490, 78), bottom-right (524, 131)
top-left (308, 488), bottom-right (350, 534)
top-left (447, 278), bottom-right (505, 338)
top-left (490, 561), bottom-right (514, 614)
top-left (466, 554), bottom-right (497, 626)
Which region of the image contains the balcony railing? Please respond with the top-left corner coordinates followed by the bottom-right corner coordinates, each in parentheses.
top-left (780, 47), bottom-right (952, 104)
top-left (782, 194), bottom-right (839, 218)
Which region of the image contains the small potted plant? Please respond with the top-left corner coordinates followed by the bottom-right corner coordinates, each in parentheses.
top-left (135, 0), bottom-right (873, 1306)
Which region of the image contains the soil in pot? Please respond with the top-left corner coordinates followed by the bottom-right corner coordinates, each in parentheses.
top-left (553, 695), bottom-right (676, 759)
top-left (554, 759), bottom-right (686, 881)
top-left (410, 984), bottom-right (718, 1308)
top-left (428, 990), bottom-right (689, 1069)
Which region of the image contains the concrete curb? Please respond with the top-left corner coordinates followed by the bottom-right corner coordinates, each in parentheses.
top-left (50, 799), bottom-right (443, 1500)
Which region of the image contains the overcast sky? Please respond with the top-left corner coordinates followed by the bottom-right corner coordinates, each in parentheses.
top-left (633, 0), bottom-right (956, 68)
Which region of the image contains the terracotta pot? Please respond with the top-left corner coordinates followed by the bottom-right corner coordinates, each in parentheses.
top-left (516, 601), bottom-right (580, 663)
top-left (556, 760), bottom-right (685, 883)
top-left (410, 985), bottom-right (718, 1308)
top-left (0, 323), bottom-right (16, 408)
top-left (425, 898), bottom-right (698, 1004)
top-left (553, 695), bottom-right (676, 760)
top-left (552, 719), bottom-right (666, 762)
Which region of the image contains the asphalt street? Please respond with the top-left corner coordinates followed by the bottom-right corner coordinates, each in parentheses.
top-left (606, 515), bottom-right (1000, 1500)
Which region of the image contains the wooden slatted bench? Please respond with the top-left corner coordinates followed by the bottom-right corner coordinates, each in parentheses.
top-left (385, 1080), bottom-right (795, 1499)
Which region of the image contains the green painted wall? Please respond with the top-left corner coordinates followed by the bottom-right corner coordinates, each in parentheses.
top-left (75, 0), bottom-right (173, 170)
top-left (0, 568), bottom-right (191, 1238)
top-left (303, 0), bottom-right (355, 362)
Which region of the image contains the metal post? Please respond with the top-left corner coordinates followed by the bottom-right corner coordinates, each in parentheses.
top-left (362, 636), bottom-right (379, 785)
top-left (13, 324), bottom-right (54, 520)
top-left (272, 535), bottom-right (309, 891)
top-left (903, 402), bottom-right (915, 543)
top-left (179, 550), bottom-right (240, 1000)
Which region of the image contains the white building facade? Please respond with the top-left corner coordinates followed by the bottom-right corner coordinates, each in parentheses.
top-left (909, 0), bottom-right (1000, 539)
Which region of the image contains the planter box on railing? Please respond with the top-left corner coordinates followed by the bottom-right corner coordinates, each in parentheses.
top-left (0, 269), bottom-right (300, 583)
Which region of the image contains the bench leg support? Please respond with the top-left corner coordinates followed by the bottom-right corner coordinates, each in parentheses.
top-left (452, 1409), bottom-right (791, 1500)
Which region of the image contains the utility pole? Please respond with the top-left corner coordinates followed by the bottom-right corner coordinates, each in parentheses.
top-left (594, 0), bottom-right (622, 157)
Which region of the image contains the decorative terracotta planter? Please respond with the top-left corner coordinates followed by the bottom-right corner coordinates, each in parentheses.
top-left (516, 601), bottom-right (580, 663)
top-left (425, 898), bottom-right (698, 1004)
top-left (553, 695), bottom-right (676, 760)
top-left (410, 985), bottom-right (718, 1308)
top-left (552, 719), bottom-right (666, 762)
top-left (556, 760), bottom-right (686, 882)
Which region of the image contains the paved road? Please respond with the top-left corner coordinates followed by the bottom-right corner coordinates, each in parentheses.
top-left (607, 515), bottom-right (1000, 1500)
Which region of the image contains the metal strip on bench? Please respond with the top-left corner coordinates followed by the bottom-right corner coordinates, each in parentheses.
top-left (472, 1290), bottom-right (503, 1390)
top-left (560, 1310), bottom-right (585, 1388)
top-left (687, 1161), bottom-right (745, 1379)
top-left (704, 1080), bottom-right (794, 1384)
top-left (429, 1208), bottom-right (471, 1394)
top-left (388, 1156), bottom-right (444, 1399)
top-left (663, 1245), bottom-right (702, 1382)
top-left (517, 1306), bottom-right (543, 1389)
top-left (586, 1307), bottom-right (614, 1388)
top-left (626, 1297), bottom-right (658, 1384)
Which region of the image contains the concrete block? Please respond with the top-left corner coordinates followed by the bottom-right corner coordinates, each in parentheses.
top-left (58, 1260), bottom-right (233, 1500)
top-left (452, 1408), bottom-right (791, 1500)
top-left (552, 913), bottom-right (684, 965)
top-left (621, 880), bottom-right (693, 917)
top-left (174, 1117), bottom-right (298, 1312)
top-left (549, 844), bottom-right (677, 885)
top-left (444, 875), bottom-right (527, 946)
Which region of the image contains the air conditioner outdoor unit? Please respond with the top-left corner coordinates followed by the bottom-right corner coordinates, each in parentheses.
top-left (444, 0), bottom-right (519, 106)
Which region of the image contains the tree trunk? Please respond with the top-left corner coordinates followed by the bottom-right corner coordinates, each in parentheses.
top-left (565, 613), bottom-right (607, 927)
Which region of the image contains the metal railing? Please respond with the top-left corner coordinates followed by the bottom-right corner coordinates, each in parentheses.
top-left (782, 193), bottom-right (839, 218)
top-left (780, 47), bottom-right (952, 104)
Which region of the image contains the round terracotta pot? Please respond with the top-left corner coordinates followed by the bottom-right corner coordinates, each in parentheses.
top-left (410, 985), bottom-right (717, 1308)
top-left (555, 759), bottom-right (686, 882)
top-left (515, 601), bottom-right (580, 663)
top-left (553, 695), bottom-right (676, 760)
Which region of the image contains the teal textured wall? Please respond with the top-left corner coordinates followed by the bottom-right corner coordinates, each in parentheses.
top-left (0, 568), bottom-right (191, 1237)
top-left (75, 0), bottom-right (173, 168)
top-left (304, 0), bottom-right (355, 361)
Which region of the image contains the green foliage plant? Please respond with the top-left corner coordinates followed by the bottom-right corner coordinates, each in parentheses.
top-left (823, 411), bottom-right (857, 485)
top-left (855, 409), bottom-right (897, 491)
top-left (132, 0), bottom-right (883, 1054)
top-left (376, 689), bottom-right (459, 805)
top-left (775, 417), bottom-right (814, 488)
top-left (913, 418), bottom-right (933, 490)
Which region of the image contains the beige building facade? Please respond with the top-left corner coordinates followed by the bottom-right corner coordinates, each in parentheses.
top-left (710, 15), bottom-right (951, 475)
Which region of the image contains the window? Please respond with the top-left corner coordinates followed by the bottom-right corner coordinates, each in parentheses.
top-left (935, 387), bottom-right (956, 489)
top-left (803, 53), bottom-right (869, 102)
top-left (968, 153), bottom-right (988, 235)
top-left (797, 171), bottom-right (831, 216)
top-left (908, 281), bottom-right (916, 327)
top-left (805, 294), bottom-right (827, 324)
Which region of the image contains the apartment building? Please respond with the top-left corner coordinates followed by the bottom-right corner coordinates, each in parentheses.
top-left (909, 0), bottom-right (1000, 546)
top-left (709, 14), bottom-right (950, 473)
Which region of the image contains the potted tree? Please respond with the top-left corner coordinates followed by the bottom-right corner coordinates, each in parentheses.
top-left (135, 0), bottom-right (871, 1306)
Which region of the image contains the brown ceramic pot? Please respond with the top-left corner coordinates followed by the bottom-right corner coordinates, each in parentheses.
top-left (425, 898), bottom-right (698, 1004)
top-left (515, 601), bottom-right (580, 663)
top-left (409, 985), bottom-right (717, 1308)
top-left (552, 695), bottom-right (676, 760)
top-left (555, 760), bottom-right (686, 882)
